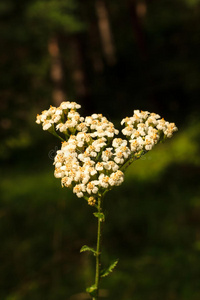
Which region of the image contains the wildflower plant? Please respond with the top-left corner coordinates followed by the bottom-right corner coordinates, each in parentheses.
top-left (36, 101), bottom-right (178, 299)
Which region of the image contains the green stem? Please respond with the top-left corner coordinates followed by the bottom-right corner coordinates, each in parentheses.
top-left (119, 150), bottom-right (147, 172)
top-left (52, 131), bottom-right (65, 142)
top-left (93, 197), bottom-right (103, 300)
top-left (49, 125), bottom-right (65, 142)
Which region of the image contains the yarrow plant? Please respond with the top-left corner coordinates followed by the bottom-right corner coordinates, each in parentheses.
top-left (36, 101), bottom-right (178, 299)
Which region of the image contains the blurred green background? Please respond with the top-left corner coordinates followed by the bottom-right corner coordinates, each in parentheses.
top-left (1, 0), bottom-right (200, 299)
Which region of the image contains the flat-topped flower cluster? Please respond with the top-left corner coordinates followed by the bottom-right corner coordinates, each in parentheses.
top-left (36, 101), bottom-right (177, 205)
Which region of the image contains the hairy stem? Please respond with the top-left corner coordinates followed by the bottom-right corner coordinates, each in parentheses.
top-left (93, 197), bottom-right (103, 300)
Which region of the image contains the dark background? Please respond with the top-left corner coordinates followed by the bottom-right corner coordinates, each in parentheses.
top-left (1, 0), bottom-right (200, 299)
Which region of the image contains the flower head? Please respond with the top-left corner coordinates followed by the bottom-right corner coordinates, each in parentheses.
top-left (37, 102), bottom-right (178, 202)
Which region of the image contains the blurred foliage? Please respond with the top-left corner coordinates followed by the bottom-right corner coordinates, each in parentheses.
top-left (1, 0), bottom-right (200, 299)
top-left (1, 121), bottom-right (200, 300)
top-left (26, 0), bottom-right (84, 34)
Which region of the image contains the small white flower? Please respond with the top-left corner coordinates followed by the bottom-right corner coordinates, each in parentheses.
top-left (77, 132), bottom-right (91, 144)
top-left (83, 160), bottom-right (95, 168)
top-left (52, 114), bottom-right (62, 123)
top-left (85, 145), bottom-right (97, 157)
top-left (65, 119), bottom-right (78, 129)
top-left (136, 123), bottom-right (147, 136)
top-left (60, 101), bottom-right (81, 110)
top-left (121, 117), bottom-right (130, 125)
top-left (114, 156), bottom-right (124, 164)
top-left (78, 152), bottom-right (91, 162)
top-left (144, 136), bottom-right (154, 150)
top-left (109, 170), bottom-right (124, 186)
top-left (114, 146), bottom-right (130, 164)
top-left (145, 116), bottom-right (158, 126)
top-left (102, 148), bottom-right (113, 162)
top-left (60, 101), bottom-right (70, 110)
top-left (96, 162), bottom-right (104, 171)
top-left (86, 181), bottom-right (99, 194)
top-left (61, 176), bottom-right (73, 187)
top-left (148, 126), bottom-right (159, 143)
top-left (130, 129), bottom-right (141, 139)
top-left (76, 122), bottom-right (88, 132)
top-left (92, 138), bottom-right (106, 152)
top-left (73, 183), bottom-right (86, 198)
top-left (164, 122), bottom-right (178, 138)
top-left (91, 113), bottom-right (99, 119)
top-left (105, 127), bottom-right (119, 137)
top-left (54, 168), bottom-right (65, 178)
top-left (43, 120), bottom-right (53, 131)
top-left (112, 138), bottom-right (127, 148)
top-left (88, 167), bottom-right (97, 176)
top-left (85, 116), bottom-right (93, 125)
top-left (56, 123), bottom-right (67, 132)
top-left (156, 118), bottom-right (167, 130)
top-left (99, 174), bottom-right (110, 188)
top-left (129, 136), bottom-right (144, 152)
top-left (140, 110), bottom-right (150, 120)
top-left (104, 161), bottom-right (119, 172)
top-left (82, 175), bottom-right (90, 185)
top-left (68, 109), bottom-right (80, 119)
top-left (150, 112), bottom-right (160, 119)
top-left (70, 102), bottom-right (81, 109)
top-left (122, 125), bottom-right (134, 136)
top-left (36, 114), bottom-right (43, 124)
top-left (47, 106), bottom-right (57, 116)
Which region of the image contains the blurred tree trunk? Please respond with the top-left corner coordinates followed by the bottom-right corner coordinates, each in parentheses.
top-left (88, 20), bottom-right (104, 73)
top-left (79, 0), bottom-right (104, 73)
top-left (69, 37), bottom-right (88, 99)
top-left (69, 36), bottom-right (95, 113)
top-left (127, 0), bottom-right (148, 59)
top-left (95, 0), bottom-right (117, 65)
top-left (48, 36), bottom-right (66, 106)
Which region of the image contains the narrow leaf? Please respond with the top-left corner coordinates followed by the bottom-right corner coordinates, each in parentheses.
top-left (80, 245), bottom-right (96, 255)
top-left (86, 284), bottom-right (97, 297)
top-left (93, 212), bottom-right (105, 221)
top-left (100, 259), bottom-right (119, 278)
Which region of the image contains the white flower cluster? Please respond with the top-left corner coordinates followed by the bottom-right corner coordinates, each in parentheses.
top-left (36, 101), bottom-right (82, 133)
top-left (54, 132), bottom-right (125, 201)
top-left (121, 110), bottom-right (178, 152)
top-left (36, 102), bottom-right (178, 204)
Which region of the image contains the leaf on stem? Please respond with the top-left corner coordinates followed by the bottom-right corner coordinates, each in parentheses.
top-left (80, 245), bottom-right (97, 255)
top-left (86, 284), bottom-right (97, 297)
top-left (93, 212), bottom-right (105, 222)
top-left (100, 259), bottom-right (119, 278)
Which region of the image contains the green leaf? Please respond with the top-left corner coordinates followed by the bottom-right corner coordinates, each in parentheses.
top-left (93, 212), bottom-right (105, 221)
top-left (80, 245), bottom-right (96, 255)
top-left (86, 284), bottom-right (97, 297)
top-left (100, 259), bottom-right (119, 278)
